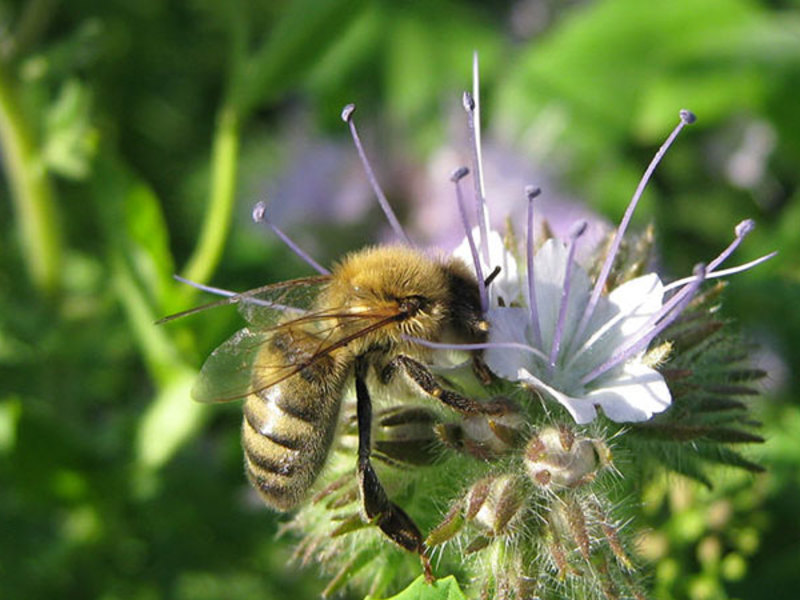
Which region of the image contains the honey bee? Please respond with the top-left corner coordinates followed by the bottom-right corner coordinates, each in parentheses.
top-left (164, 244), bottom-right (497, 567)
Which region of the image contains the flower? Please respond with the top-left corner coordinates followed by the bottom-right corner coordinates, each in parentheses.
top-left (484, 236), bottom-right (671, 424)
top-left (449, 110), bottom-right (776, 425)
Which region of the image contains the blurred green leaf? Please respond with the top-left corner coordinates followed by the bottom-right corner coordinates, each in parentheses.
top-left (233, 0), bottom-right (368, 114)
top-left (42, 78), bottom-right (98, 179)
top-left (134, 367), bottom-right (206, 490)
top-left (0, 396), bottom-right (22, 454)
top-left (368, 575), bottom-right (467, 600)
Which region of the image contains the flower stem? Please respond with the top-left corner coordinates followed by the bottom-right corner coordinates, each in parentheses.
top-left (0, 62), bottom-right (62, 295)
top-left (179, 103), bottom-right (241, 288)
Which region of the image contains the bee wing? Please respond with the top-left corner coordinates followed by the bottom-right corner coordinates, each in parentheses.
top-left (156, 275), bottom-right (330, 326)
top-left (236, 276), bottom-right (329, 329)
top-left (192, 304), bottom-right (404, 404)
top-left (192, 326), bottom-right (271, 403)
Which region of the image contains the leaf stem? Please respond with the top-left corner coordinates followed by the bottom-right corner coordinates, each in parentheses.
top-left (179, 103), bottom-right (241, 288)
top-left (0, 62), bottom-right (62, 295)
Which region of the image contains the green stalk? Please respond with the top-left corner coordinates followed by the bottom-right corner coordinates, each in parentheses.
top-left (179, 103), bottom-right (240, 287)
top-left (0, 63), bottom-right (61, 295)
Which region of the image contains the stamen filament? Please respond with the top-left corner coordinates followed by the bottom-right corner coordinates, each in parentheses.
top-left (341, 104), bottom-right (412, 246)
top-left (452, 166), bottom-right (488, 313)
top-left (405, 336), bottom-right (550, 362)
top-left (573, 110), bottom-right (696, 348)
top-left (463, 67), bottom-right (490, 265)
top-left (252, 201), bottom-right (331, 275)
top-left (171, 274), bottom-right (295, 311)
top-left (707, 219), bottom-right (754, 272)
top-left (581, 263), bottom-right (706, 385)
top-left (526, 185), bottom-right (543, 348)
top-left (549, 221), bottom-right (588, 373)
top-left (663, 251), bottom-right (777, 292)
top-left (173, 273), bottom-right (235, 297)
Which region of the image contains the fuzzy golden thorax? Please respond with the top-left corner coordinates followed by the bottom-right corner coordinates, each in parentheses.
top-left (320, 245), bottom-right (484, 356)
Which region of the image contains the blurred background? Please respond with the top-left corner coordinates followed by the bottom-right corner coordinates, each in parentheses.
top-left (1, 0), bottom-right (798, 598)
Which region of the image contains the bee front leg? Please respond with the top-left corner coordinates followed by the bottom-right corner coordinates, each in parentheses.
top-left (354, 357), bottom-right (433, 581)
top-left (384, 355), bottom-right (505, 416)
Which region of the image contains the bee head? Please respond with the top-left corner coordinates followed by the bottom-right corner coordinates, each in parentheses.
top-left (327, 245), bottom-right (483, 348)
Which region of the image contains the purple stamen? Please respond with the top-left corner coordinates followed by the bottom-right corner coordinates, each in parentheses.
top-left (664, 250), bottom-right (777, 292)
top-left (171, 274), bottom-right (297, 312)
top-left (573, 110), bottom-right (696, 348)
top-left (252, 201), bottom-right (331, 275)
top-left (462, 86), bottom-right (489, 263)
top-left (452, 166), bottom-right (488, 313)
top-left (707, 219), bottom-right (755, 273)
top-left (526, 185), bottom-right (543, 348)
top-left (405, 335), bottom-right (550, 362)
top-left (174, 273), bottom-right (235, 297)
top-left (581, 263), bottom-right (706, 386)
top-left (341, 104), bottom-right (412, 246)
top-left (549, 221), bottom-right (588, 373)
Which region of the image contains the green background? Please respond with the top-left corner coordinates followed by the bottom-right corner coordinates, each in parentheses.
top-left (1, 0), bottom-right (798, 598)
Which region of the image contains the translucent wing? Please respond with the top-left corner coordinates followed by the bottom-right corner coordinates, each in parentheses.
top-left (236, 276), bottom-right (329, 328)
top-left (192, 297), bottom-right (405, 404)
top-left (192, 326), bottom-right (270, 403)
top-left (156, 275), bottom-right (330, 326)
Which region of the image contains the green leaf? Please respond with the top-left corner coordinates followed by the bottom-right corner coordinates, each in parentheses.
top-left (133, 367), bottom-right (207, 494)
top-left (233, 0), bottom-right (368, 114)
top-left (42, 78), bottom-right (98, 179)
top-left (367, 575), bottom-right (467, 600)
top-left (92, 153), bottom-right (175, 310)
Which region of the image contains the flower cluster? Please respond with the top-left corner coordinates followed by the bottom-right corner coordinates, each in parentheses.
top-left (267, 67), bottom-right (772, 600)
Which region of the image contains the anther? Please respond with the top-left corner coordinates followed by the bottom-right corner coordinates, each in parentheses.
top-left (252, 200), bottom-right (330, 275)
top-left (680, 109), bottom-right (697, 125)
top-left (525, 185), bottom-right (542, 201)
top-left (450, 166), bottom-right (470, 182)
top-left (341, 103), bottom-right (356, 122)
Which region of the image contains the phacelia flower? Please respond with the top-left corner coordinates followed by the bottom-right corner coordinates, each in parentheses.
top-left (450, 110), bottom-right (775, 426)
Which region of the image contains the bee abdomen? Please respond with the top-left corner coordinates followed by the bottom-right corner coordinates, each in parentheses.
top-left (242, 387), bottom-right (341, 511)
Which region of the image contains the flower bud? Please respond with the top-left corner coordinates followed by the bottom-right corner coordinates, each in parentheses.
top-left (524, 426), bottom-right (610, 489)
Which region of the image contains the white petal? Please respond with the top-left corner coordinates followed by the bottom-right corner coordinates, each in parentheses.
top-left (584, 361), bottom-right (671, 422)
top-left (512, 368), bottom-right (599, 424)
top-left (530, 238), bottom-right (592, 356)
top-left (606, 273), bottom-right (664, 338)
top-left (485, 307), bottom-right (535, 380)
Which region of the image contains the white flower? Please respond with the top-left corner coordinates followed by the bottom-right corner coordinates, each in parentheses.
top-left (484, 237), bottom-right (671, 424)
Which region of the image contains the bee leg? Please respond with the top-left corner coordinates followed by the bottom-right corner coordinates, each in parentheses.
top-left (385, 355), bottom-right (505, 416)
top-left (355, 357), bottom-right (434, 581)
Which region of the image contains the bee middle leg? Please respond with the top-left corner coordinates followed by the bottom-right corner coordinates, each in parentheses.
top-left (355, 356), bottom-right (433, 580)
top-left (383, 355), bottom-right (505, 416)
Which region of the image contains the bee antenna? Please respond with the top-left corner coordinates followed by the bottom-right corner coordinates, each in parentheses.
top-left (451, 166), bottom-right (488, 314)
top-left (463, 51), bottom-right (491, 264)
top-left (341, 104), bottom-right (413, 246)
top-left (252, 201), bottom-right (331, 275)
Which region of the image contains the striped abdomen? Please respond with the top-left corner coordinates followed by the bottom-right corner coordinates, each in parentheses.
top-left (242, 329), bottom-right (347, 510)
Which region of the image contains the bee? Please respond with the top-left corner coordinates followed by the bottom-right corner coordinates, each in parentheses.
top-left (164, 244), bottom-right (497, 567)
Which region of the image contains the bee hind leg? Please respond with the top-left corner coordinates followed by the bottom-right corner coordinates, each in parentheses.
top-left (355, 357), bottom-right (434, 582)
